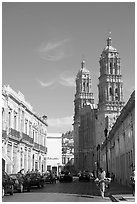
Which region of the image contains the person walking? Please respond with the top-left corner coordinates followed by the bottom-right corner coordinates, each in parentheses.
top-left (130, 169), bottom-right (135, 196)
top-left (98, 167), bottom-right (106, 198)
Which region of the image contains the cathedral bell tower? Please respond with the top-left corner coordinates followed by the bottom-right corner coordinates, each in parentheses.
top-left (74, 59), bottom-right (94, 121)
top-left (98, 33), bottom-right (125, 114)
top-left (73, 59), bottom-right (94, 172)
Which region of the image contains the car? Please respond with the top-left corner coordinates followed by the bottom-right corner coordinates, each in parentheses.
top-left (25, 172), bottom-right (44, 188)
top-left (78, 171), bottom-right (90, 182)
top-left (43, 172), bottom-right (56, 184)
top-left (10, 174), bottom-right (24, 193)
top-left (59, 171), bottom-right (73, 182)
top-left (2, 171), bottom-right (14, 197)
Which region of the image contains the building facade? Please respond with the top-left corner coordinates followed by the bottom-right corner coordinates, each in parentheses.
top-left (46, 133), bottom-right (62, 175)
top-left (79, 104), bottom-right (97, 172)
top-left (2, 85), bottom-right (47, 174)
top-left (96, 33), bottom-right (125, 144)
top-left (73, 34), bottom-right (133, 176)
top-left (62, 131), bottom-right (74, 167)
top-left (95, 33), bottom-right (125, 168)
top-left (101, 91), bottom-right (135, 185)
top-left (73, 59), bottom-right (94, 172)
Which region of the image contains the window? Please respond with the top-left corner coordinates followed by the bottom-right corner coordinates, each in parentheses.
top-left (47, 165), bottom-right (51, 171)
top-left (2, 108), bottom-right (4, 130)
top-left (115, 88), bottom-right (119, 100)
top-left (29, 122), bottom-right (31, 137)
top-left (83, 82), bottom-right (85, 91)
top-left (110, 62), bottom-right (112, 68)
top-left (33, 130), bottom-right (35, 140)
top-left (14, 114), bottom-right (17, 130)
top-left (110, 62), bottom-right (113, 74)
top-left (8, 112), bottom-right (11, 128)
top-left (25, 119), bottom-right (28, 134)
top-left (109, 87), bottom-right (113, 95)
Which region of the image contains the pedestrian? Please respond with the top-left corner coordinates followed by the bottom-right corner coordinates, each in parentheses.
top-left (98, 167), bottom-right (106, 198)
top-left (111, 172), bottom-right (115, 182)
top-left (130, 169), bottom-right (135, 196)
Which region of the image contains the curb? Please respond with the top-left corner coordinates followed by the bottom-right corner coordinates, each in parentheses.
top-left (109, 194), bottom-right (119, 202)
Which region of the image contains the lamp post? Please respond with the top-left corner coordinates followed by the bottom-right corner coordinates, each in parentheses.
top-left (104, 128), bottom-right (109, 176)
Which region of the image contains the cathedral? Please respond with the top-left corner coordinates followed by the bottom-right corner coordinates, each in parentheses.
top-left (73, 33), bottom-right (125, 172)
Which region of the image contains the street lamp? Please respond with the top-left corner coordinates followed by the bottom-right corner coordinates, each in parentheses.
top-left (104, 128), bottom-right (109, 176)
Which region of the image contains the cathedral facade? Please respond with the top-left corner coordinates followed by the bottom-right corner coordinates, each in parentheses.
top-left (73, 34), bottom-right (134, 177)
top-left (73, 59), bottom-right (95, 171)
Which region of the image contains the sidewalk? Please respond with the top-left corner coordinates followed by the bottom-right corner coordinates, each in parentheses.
top-left (105, 181), bottom-right (135, 202)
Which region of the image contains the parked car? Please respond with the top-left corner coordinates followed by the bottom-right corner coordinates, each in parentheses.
top-left (43, 172), bottom-right (56, 184)
top-left (10, 174), bottom-right (24, 193)
top-left (78, 171), bottom-right (90, 182)
top-left (25, 172), bottom-right (44, 188)
top-left (59, 171), bottom-right (73, 182)
top-left (2, 171), bottom-right (14, 197)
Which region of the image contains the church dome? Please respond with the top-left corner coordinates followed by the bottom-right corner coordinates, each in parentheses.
top-left (103, 45), bottom-right (117, 53)
top-left (76, 59), bottom-right (90, 78)
top-left (102, 34), bottom-right (117, 54)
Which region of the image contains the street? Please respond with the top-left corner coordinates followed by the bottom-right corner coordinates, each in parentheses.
top-left (2, 178), bottom-right (111, 202)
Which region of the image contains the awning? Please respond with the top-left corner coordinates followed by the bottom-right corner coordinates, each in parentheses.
top-left (2, 153), bottom-right (14, 165)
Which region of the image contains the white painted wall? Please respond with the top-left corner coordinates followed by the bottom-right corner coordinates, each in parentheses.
top-left (46, 133), bottom-right (62, 174)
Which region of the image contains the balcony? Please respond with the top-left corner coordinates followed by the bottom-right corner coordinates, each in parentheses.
top-left (40, 145), bottom-right (47, 153)
top-left (34, 142), bottom-right (40, 150)
top-left (22, 133), bottom-right (34, 144)
top-left (9, 128), bottom-right (20, 140)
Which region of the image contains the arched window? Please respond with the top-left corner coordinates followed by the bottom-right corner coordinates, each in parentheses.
top-left (109, 87), bottom-right (113, 95)
top-left (110, 62), bottom-right (112, 69)
top-left (115, 88), bottom-right (119, 100)
top-left (110, 62), bottom-right (113, 74)
top-left (83, 82), bottom-right (85, 91)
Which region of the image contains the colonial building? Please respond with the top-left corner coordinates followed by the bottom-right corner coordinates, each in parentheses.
top-left (62, 131), bottom-right (74, 167)
top-left (101, 90), bottom-right (135, 185)
top-left (73, 59), bottom-right (94, 171)
top-left (2, 85), bottom-right (48, 174)
top-left (46, 133), bottom-right (62, 175)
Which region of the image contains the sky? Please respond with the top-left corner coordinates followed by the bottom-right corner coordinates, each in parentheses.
top-left (2, 2), bottom-right (135, 133)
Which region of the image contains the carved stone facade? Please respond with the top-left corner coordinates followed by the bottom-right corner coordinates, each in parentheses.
top-left (79, 104), bottom-right (97, 172)
top-left (73, 34), bottom-right (134, 178)
top-left (96, 34), bottom-right (125, 150)
top-left (73, 59), bottom-right (95, 171)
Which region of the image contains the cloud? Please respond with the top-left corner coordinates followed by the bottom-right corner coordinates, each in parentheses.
top-left (47, 116), bottom-right (73, 128)
top-left (59, 72), bottom-right (76, 87)
top-left (38, 39), bottom-right (70, 61)
top-left (38, 80), bottom-right (54, 87)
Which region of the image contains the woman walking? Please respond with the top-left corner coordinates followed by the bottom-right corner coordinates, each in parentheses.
top-left (98, 167), bottom-right (106, 198)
